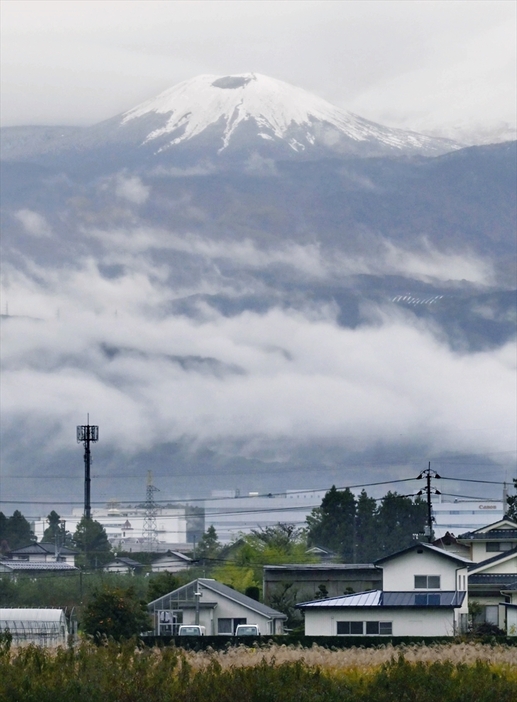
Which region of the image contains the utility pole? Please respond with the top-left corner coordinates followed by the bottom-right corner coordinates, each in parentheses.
top-left (417, 462), bottom-right (441, 542)
top-left (77, 415), bottom-right (99, 520)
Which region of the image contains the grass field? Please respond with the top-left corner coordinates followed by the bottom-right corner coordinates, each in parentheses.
top-left (1, 639), bottom-right (516, 701)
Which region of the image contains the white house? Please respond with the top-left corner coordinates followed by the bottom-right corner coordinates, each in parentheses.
top-left (457, 519), bottom-right (517, 563)
top-left (147, 578), bottom-right (286, 636)
top-left (103, 556), bottom-right (144, 574)
top-left (466, 549), bottom-right (517, 629)
top-left (456, 518), bottom-right (517, 630)
top-left (8, 542), bottom-right (77, 565)
top-left (298, 542), bottom-right (472, 637)
top-left (0, 542), bottom-right (78, 578)
top-left (151, 550), bottom-right (192, 573)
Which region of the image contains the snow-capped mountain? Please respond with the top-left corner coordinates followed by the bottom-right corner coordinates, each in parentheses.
top-left (0, 73), bottom-right (460, 165)
top-left (120, 73), bottom-right (458, 158)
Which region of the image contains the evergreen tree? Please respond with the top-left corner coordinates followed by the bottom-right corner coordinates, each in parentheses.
top-left (306, 486), bottom-right (428, 563)
top-left (306, 486), bottom-right (356, 561)
top-left (355, 490), bottom-right (378, 562)
top-left (42, 510), bottom-right (62, 543)
top-left (0, 512), bottom-right (9, 554)
top-left (195, 525), bottom-right (222, 563)
top-left (0, 510), bottom-right (35, 550)
top-left (375, 491), bottom-right (427, 557)
top-left (73, 517), bottom-right (112, 568)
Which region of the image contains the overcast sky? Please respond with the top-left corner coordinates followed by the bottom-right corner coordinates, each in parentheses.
top-left (1, 0), bottom-right (516, 137)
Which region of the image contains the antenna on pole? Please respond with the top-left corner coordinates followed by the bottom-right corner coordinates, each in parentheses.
top-left (417, 462), bottom-right (441, 543)
top-left (143, 470), bottom-right (159, 551)
top-left (77, 415), bottom-right (99, 520)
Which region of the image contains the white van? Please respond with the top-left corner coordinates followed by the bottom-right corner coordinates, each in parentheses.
top-left (234, 624), bottom-right (260, 636)
top-left (177, 625), bottom-right (206, 636)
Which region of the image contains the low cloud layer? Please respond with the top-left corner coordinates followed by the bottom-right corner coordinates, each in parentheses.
top-left (2, 257), bottom-right (514, 468)
top-left (86, 224), bottom-right (493, 285)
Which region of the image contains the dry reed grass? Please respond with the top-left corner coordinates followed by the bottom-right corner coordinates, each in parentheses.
top-left (179, 641), bottom-right (517, 674)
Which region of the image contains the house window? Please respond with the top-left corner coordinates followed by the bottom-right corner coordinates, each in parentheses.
top-left (336, 621), bottom-right (363, 635)
top-left (415, 593), bottom-right (441, 606)
top-left (338, 621), bottom-right (392, 635)
top-left (414, 575), bottom-right (440, 589)
top-left (217, 617), bottom-right (247, 634)
top-left (486, 542), bottom-right (513, 552)
top-left (379, 622), bottom-right (393, 635)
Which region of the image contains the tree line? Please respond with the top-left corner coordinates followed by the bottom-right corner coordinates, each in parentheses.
top-left (306, 486), bottom-right (428, 562)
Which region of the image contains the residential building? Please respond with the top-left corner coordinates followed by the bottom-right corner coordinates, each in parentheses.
top-left (151, 550), bottom-right (193, 573)
top-left (298, 542), bottom-right (471, 637)
top-left (0, 542), bottom-right (78, 578)
top-left (456, 519), bottom-right (517, 629)
top-left (8, 542), bottom-right (77, 566)
top-left (103, 556), bottom-right (144, 574)
top-left (147, 578), bottom-right (286, 636)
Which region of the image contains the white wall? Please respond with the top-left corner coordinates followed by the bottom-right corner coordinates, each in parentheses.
top-left (304, 607), bottom-right (457, 637)
top-left (382, 549), bottom-right (460, 591)
top-left (178, 586), bottom-right (276, 635)
top-left (473, 556), bottom-right (517, 575)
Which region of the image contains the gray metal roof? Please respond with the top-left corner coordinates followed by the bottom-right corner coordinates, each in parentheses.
top-left (298, 590), bottom-right (465, 609)
top-left (459, 531), bottom-right (517, 541)
top-left (10, 543), bottom-right (77, 555)
top-left (375, 542), bottom-right (473, 566)
top-left (153, 550), bottom-right (192, 563)
top-left (469, 574), bottom-right (517, 585)
top-left (148, 578), bottom-right (286, 619)
top-left (198, 579), bottom-right (287, 618)
top-left (106, 557), bottom-right (143, 568)
top-left (0, 561), bottom-right (77, 571)
top-left (263, 563), bottom-right (378, 571)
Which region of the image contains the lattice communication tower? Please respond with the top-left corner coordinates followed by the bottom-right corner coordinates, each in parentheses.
top-left (143, 470), bottom-right (160, 550)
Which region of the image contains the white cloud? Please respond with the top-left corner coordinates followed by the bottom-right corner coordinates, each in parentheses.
top-left (84, 224), bottom-right (493, 285)
top-left (115, 174), bottom-right (150, 204)
top-left (14, 209), bottom-right (52, 237)
top-left (1, 260), bottom-right (515, 463)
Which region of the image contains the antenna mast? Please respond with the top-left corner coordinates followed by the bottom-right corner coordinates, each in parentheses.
top-left (143, 470), bottom-right (159, 551)
top-left (77, 414), bottom-right (99, 520)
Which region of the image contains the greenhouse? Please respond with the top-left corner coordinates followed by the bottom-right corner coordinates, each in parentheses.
top-left (0, 608), bottom-right (68, 647)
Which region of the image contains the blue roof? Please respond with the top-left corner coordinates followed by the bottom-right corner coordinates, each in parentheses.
top-left (298, 589), bottom-right (465, 609)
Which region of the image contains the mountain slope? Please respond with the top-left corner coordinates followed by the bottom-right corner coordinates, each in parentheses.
top-left (121, 73), bottom-right (458, 157)
top-left (0, 73), bottom-right (460, 166)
